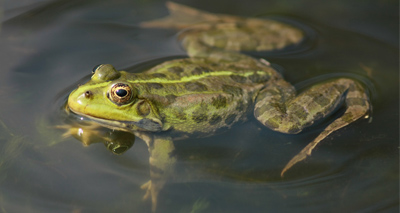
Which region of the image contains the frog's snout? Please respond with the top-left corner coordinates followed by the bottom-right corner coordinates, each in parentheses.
top-left (68, 89), bottom-right (91, 113)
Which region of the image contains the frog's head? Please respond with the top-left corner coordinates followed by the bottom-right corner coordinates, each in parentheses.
top-left (68, 64), bottom-right (163, 132)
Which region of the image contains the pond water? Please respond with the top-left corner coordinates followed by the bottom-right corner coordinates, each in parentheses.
top-left (0, 0), bottom-right (398, 212)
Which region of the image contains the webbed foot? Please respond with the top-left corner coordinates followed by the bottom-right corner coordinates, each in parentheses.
top-left (141, 180), bottom-right (164, 212)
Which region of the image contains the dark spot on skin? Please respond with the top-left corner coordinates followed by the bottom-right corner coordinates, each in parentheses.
top-left (168, 66), bottom-right (184, 75)
top-left (228, 64), bottom-right (238, 69)
top-left (166, 94), bottom-right (177, 103)
top-left (192, 113), bottom-right (208, 123)
top-left (255, 102), bottom-right (285, 117)
top-left (222, 85), bottom-right (243, 96)
top-left (235, 100), bottom-right (245, 112)
top-left (314, 95), bottom-right (331, 107)
top-left (175, 111), bottom-right (187, 121)
top-left (225, 114), bottom-right (237, 125)
top-left (212, 95), bottom-right (227, 109)
top-left (191, 66), bottom-right (211, 75)
top-left (185, 82), bottom-right (208, 92)
top-left (209, 114), bottom-right (222, 125)
top-left (150, 165), bottom-right (164, 175)
top-left (294, 110), bottom-right (308, 121)
top-left (249, 73), bottom-right (270, 83)
top-left (234, 22), bottom-right (244, 28)
top-left (230, 75), bottom-right (247, 83)
top-left (248, 73), bottom-right (260, 83)
top-left (290, 104), bottom-right (308, 120)
top-left (191, 104), bottom-right (208, 123)
top-left (159, 113), bottom-right (166, 120)
top-left (191, 69), bottom-right (202, 75)
top-left (147, 83), bottom-right (164, 90)
top-left (152, 73), bottom-right (167, 78)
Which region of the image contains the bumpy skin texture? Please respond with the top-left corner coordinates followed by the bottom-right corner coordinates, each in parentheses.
top-left (67, 2), bottom-right (371, 211)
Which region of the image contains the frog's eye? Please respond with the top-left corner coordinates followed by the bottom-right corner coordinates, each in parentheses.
top-left (91, 64), bottom-right (121, 81)
top-left (109, 83), bottom-right (134, 105)
top-left (104, 141), bottom-right (131, 155)
top-left (92, 64), bottom-right (103, 73)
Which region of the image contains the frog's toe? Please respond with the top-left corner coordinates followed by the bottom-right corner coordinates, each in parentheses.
top-left (280, 141), bottom-right (316, 177)
top-left (140, 180), bottom-right (161, 212)
top-left (140, 180), bottom-right (152, 201)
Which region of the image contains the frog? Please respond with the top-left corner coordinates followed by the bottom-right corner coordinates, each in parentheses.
top-left (66, 2), bottom-right (371, 211)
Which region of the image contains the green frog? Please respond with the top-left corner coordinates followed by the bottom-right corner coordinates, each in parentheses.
top-left (66, 2), bottom-right (371, 211)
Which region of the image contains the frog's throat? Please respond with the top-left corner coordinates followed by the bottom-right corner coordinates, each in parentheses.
top-left (68, 107), bottom-right (162, 132)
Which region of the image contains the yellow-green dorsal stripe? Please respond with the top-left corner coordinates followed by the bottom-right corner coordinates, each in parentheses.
top-left (126, 70), bottom-right (266, 84)
top-left (83, 70), bottom-right (266, 91)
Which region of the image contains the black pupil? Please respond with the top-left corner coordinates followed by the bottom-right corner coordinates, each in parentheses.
top-left (116, 89), bottom-right (127, 97)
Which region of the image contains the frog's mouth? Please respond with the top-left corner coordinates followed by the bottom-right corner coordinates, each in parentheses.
top-left (68, 107), bottom-right (163, 132)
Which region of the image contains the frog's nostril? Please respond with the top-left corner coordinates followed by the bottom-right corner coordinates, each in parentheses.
top-left (84, 91), bottom-right (93, 98)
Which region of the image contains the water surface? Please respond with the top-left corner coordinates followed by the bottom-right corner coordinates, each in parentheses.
top-left (0, 0), bottom-right (398, 212)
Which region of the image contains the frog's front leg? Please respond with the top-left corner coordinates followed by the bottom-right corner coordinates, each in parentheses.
top-left (135, 132), bottom-right (177, 212)
top-left (254, 78), bottom-right (371, 176)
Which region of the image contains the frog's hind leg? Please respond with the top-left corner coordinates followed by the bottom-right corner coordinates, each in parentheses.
top-left (140, 2), bottom-right (227, 30)
top-left (254, 78), bottom-right (371, 176)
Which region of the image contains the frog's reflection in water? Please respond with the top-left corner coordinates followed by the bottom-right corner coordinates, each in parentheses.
top-left (61, 120), bottom-right (135, 155)
top-left (60, 115), bottom-right (177, 212)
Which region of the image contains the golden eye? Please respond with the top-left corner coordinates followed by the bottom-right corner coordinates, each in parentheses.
top-left (109, 83), bottom-right (134, 105)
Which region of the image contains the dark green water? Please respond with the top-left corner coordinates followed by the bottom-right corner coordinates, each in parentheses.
top-left (0, 0), bottom-right (398, 212)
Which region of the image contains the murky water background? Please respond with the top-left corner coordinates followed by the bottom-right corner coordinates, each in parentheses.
top-left (0, 0), bottom-right (398, 212)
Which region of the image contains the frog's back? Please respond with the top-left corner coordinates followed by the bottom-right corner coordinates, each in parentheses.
top-left (134, 57), bottom-right (281, 93)
top-left (125, 57), bottom-right (280, 135)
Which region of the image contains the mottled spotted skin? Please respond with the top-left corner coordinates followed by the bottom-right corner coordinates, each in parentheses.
top-left (147, 60), bottom-right (277, 135)
top-left (66, 2), bottom-right (371, 211)
top-left (254, 78), bottom-right (369, 134)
